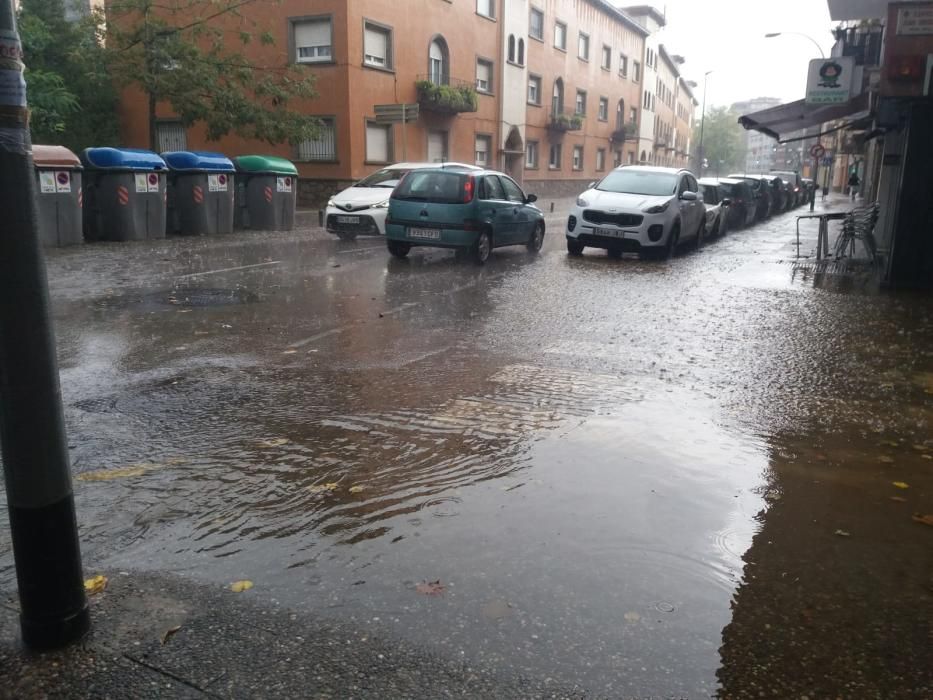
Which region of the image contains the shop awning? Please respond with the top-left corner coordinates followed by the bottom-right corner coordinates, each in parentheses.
top-left (737, 92), bottom-right (871, 142)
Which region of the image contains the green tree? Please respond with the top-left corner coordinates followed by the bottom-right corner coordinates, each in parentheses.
top-left (692, 106), bottom-right (747, 176)
top-left (18, 0), bottom-right (119, 149)
top-left (103, 0), bottom-right (321, 151)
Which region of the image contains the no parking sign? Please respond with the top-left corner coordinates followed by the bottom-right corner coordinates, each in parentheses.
top-left (276, 176), bottom-right (292, 193)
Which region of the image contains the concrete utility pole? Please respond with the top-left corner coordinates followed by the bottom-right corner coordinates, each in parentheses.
top-left (0, 0), bottom-right (90, 649)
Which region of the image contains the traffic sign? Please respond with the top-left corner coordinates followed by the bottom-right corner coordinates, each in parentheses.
top-left (374, 103), bottom-right (420, 124)
top-left (809, 143), bottom-right (826, 159)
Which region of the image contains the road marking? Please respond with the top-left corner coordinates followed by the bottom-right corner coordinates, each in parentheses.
top-left (175, 261), bottom-right (282, 280)
top-left (288, 326), bottom-right (351, 349)
top-left (337, 245), bottom-right (385, 255)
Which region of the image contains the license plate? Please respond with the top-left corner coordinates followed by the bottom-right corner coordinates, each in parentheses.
top-left (594, 227), bottom-right (629, 238)
top-left (337, 215), bottom-right (360, 224)
top-left (408, 227), bottom-right (441, 240)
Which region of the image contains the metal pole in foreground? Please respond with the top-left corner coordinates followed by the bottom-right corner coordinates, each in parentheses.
top-left (0, 0), bottom-right (90, 649)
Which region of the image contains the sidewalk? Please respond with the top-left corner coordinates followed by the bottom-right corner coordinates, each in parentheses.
top-left (1, 572), bottom-right (581, 699)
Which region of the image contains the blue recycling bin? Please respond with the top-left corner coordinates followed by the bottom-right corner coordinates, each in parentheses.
top-left (163, 151), bottom-right (236, 235)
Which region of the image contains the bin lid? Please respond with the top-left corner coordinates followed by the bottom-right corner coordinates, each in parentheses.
top-left (162, 150), bottom-right (235, 172)
top-left (233, 155), bottom-right (298, 176)
top-left (81, 147), bottom-right (166, 171)
top-left (33, 145), bottom-right (82, 169)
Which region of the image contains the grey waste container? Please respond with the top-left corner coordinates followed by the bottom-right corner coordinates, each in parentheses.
top-left (163, 151), bottom-right (236, 235)
top-left (80, 148), bottom-right (167, 242)
top-left (233, 155), bottom-right (297, 231)
top-left (32, 145), bottom-right (83, 246)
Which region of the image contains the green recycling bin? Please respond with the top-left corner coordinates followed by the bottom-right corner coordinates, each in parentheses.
top-left (80, 148), bottom-right (167, 242)
top-left (164, 151), bottom-right (236, 235)
top-left (233, 155), bottom-right (297, 231)
top-left (32, 145), bottom-right (83, 246)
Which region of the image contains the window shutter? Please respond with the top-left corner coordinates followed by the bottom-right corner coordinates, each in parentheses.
top-left (366, 124), bottom-right (388, 162)
top-left (365, 27), bottom-right (387, 63)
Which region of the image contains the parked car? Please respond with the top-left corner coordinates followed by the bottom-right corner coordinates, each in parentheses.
top-left (697, 179), bottom-right (730, 236)
top-left (565, 166), bottom-right (706, 259)
top-left (727, 174), bottom-right (772, 221)
top-left (715, 178), bottom-right (757, 229)
top-left (760, 175), bottom-right (786, 213)
top-left (771, 169), bottom-right (802, 208)
top-left (781, 179), bottom-right (798, 210)
top-left (800, 178), bottom-right (815, 206)
top-left (326, 162), bottom-right (480, 240)
top-left (384, 167), bottom-right (545, 265)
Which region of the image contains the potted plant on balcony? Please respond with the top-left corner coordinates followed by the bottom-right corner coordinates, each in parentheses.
top-left (415, 80), bottom-right (478, 114)
top-left (549, 112), bottom-right (583, 131)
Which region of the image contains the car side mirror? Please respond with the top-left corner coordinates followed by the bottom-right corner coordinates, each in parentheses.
top-left (680, 191), bottom-right (698, 202)
top-left (721, 197), bottom-right (732, 207)
top-left (525, 193), bottom-right (538, 204)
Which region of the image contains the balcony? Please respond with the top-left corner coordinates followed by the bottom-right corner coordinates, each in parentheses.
top-left (415, 77), bottom-right (478, 115)
top-left (611, 121), bottom-right (638, 142)
top-left (548, 109), bottom-right (584, 132)
top-left (834, 24), bottom-right (884, 68)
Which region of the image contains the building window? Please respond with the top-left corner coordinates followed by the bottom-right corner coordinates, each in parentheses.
top-left (296, 117), bottom-right (336, 161)
top-left (601, 45), bottom-right (611, 71)
top-left (427, 130), bottom-right (448, 162)
top-left (476, 0), bottom-right (494, 19)
top-left (363, 21), bottom-right (392, 69)
top-left (628, 151), bottom-right (636, 164)
top-left (630, 106), bottom-right (638, 125)
top-left (475, 134), bottom-right (491, 166)
top-left (643, 91), bottom-right (651, 110)
top-left (616, 99), bottom-right (624, 129)
top-left (429, 37), bottom-right (449, 85)
top-left (596, 148), bottom-right (606, 171)
top-left (577, 32), bottom-right (589, 61)
top-left (365, 121), bottom-right (391, 163)
top-left (526, 140), bottom-right (539, 168)
top-left (619, 53), bottom-right (628, 78)
top-left (633, 60), bottom-right (641, 82)
top-left (517, 38), bottom-right (524, 66)
top-left (155, 121), bottom-right (186, 152)
top-left (528, 75), bottom-right (541, 105)
top-left (508, 34), bottom-right (516, 63)
top-left (529, 7), bottom-right (544, 40)
top-left (292, 17), bottom-right (332, 63)
top-left (554, 21), bottom-right (566, 51)
top-left (572, 145), bottom-right (583, 170)
top-left (475, 58), bottom-right (493, 93)
top-left (598, 97), bottom-right (608, 122)
top-left (552, 78), bottom-right (563, 114)
top-left (575, 89), bottom-right (586, 115)
top-left (613, 150), bottom-right (622, 167)
top-left (548, 143), bottom-right (561, 169)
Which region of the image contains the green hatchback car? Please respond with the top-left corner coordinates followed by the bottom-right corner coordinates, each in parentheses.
top-left (385, 167), bottom-right (545, 264)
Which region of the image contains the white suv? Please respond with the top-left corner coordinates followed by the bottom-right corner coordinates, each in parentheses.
top-left (565, 166), bottom-right (706, 259)
top-left (325, 162), bottom-right (480, 240)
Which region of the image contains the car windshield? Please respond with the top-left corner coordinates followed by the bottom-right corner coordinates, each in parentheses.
top-left (355, 168), bottom-right (408, 188)
top-left (392, 171), bottom-right (467, 203)
top-left (595, 170), bottom-right (677, 196)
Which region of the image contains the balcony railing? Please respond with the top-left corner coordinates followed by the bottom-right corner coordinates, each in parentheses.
top-left (834, 25), bottom-right (884, 68)
top-left (415, 76), bottom-right (478, 114)
top-left (548, 108), bottom-right (584, 132)
top-left (611, 121), bottom-right (638, 142)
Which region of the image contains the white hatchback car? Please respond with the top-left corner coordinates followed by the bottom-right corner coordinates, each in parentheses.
top-left (325, 162), bottom-right (480, 240)
top-left (566, 166), bottom-right (706, 259)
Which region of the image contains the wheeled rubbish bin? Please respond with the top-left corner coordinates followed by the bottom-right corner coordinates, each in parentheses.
top-left (81, 148), bottom-right (167, 242)
top-left (233, 155), bottom-right (297, 231)
top-left (32, 145), bottom-right (83, 246)
top-left (163, 151), bottom-right (236, 235)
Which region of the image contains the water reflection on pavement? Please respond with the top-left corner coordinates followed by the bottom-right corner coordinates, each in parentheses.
top-left (1, 205), bottom-right (931, 697)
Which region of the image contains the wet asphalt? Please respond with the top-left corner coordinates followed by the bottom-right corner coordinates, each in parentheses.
top-left (1, 196), bottom-right (932, 698)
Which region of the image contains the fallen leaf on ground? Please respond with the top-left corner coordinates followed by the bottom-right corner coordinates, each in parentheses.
top-left (348, 485), bottom-right (365, 494)
top-left (77, 465), bottom-right (150, 482)
top-left (889, 496), bottom-right (908, 503)
top-left (307, 482), bottom-right (339, 494)
top-left (282, 349), bottom-right (297, 355)
top-left (257, 437), bottom-right (289, 448)
top-left (893, 481), bottom-right (910, 489)
top-left (84, 575), bottom-right (108, 595)
top-left (230, 580), bottom-right (253, 593)
top-left (878, 456), bottom-right (895, 464)
top-left (878, 440), bottom-right (900, 448)
top-left (416, 580), bottom-right (446, 596)
top-left (912, 444), bottom-right (929, 452)
top-left (912, 514), bottom-right (933, 527)
top-left (160, 625), bottom-right (182, 645)
top-left (834, 529), bottom-right (851, 537)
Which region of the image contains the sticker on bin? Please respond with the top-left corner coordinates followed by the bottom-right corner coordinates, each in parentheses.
top-left (135, 173), bottom-right (148, 193)
top-left (276, 176), bottom-right (292, 193)
top-left (39, 171), bottom-right (56, 194)
top-left (208, 173), bottom-right (228, 192)
top-left (147, 173), bottom-right (160, 192)
top-left (55, 171), bottom-right (71, 193)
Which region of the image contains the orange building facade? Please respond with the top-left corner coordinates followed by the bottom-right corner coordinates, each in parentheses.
top-left (118, 0), bottom-right (657, 206)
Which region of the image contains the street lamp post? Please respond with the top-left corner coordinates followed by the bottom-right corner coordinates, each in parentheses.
top-left (696, 70), bottom-right (713, 176)
top-left (764, 32), bottom-right (826, 59)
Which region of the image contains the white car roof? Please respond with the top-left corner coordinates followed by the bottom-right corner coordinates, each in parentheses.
top-left (380, 162), bottom-right (482, 171)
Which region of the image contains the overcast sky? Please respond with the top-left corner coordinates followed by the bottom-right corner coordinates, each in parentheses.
top-left (622, 1), bottom-right (835, 109)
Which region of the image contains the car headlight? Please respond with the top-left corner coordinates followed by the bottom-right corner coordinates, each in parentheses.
top-left (327, 199), bottom-right (335, 208)
top-left (576, 196), bottom-right (590, 207)
top-left (373, 199), bottom-right (390, 209)
top-left (643, 200), bottom-right (671, 214)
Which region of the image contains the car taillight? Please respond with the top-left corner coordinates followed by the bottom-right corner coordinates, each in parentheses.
top-left (463, 176), bottom-right (475, 203)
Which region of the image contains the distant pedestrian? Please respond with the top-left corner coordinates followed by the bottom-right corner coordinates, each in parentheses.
top-left (848, 172), bottom-right (861, 201)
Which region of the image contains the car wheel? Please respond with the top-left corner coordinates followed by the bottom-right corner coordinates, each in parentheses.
top-left (607, 248), bottom-right (623, 259)
top-left (665, 221), bottom-right (681, 259)
top-left (567, 239), bottom-right (584, 256)
top-left (387, 240), bottom-right (411, 258)
top-left (527, 222), bottom-right (545, 253)
top-left (337, 232), bottom-right (357, 242)
top-left (473, 230), bottom-right (492, 265)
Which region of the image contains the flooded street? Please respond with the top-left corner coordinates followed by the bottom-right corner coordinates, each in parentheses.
top-left (2, 202), bottom-right (932, 697)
